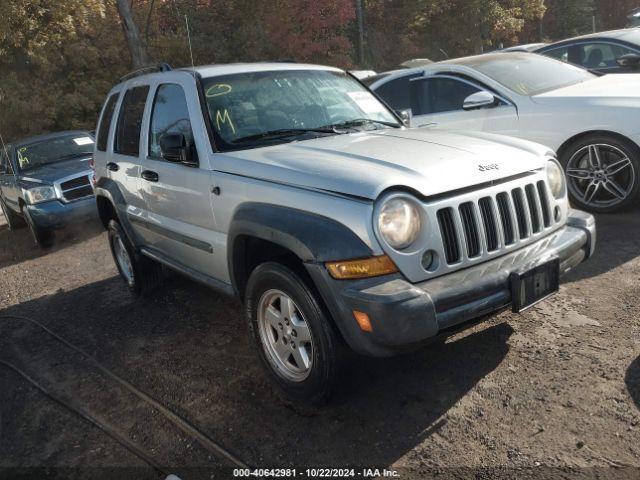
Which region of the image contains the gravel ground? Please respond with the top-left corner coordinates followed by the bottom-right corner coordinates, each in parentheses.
top-left (0, 208), bottom-right (638, 479)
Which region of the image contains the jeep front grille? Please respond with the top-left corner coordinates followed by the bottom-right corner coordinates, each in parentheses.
top-left (59, 174), bottom-right (93, 202)
top-left (437, 180), bottom-right (555, 265)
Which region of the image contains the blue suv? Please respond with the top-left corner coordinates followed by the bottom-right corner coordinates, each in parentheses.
top-left (0, 131), bottom-right (98, 248)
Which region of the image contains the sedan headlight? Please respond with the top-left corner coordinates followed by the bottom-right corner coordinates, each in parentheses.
top-left (378, 196), bottom-right (421, 249)
top-left (24, 186), bottom-right (57, 205)
top-left (546, 160), bottom-right (566, 199)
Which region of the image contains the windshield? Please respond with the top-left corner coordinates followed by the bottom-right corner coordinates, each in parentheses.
top-left (16, 134), bottom-right (94, 172)
top-left (201, 69), bottom-right (400, 150)
top-left (455, 53), bottom-right (596, 96)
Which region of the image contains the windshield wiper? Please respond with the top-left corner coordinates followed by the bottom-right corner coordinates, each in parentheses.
top-left (321, 118), bottom-right (400, 130)
top-left (231, 128), bottom-right (336, 144)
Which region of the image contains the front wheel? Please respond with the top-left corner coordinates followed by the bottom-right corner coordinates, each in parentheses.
top-left (245, 262), bottom-right (342, 407)
top-left (22, 206), bottom-right (54, 249)
top-left (560, 135), bottom-right (640, 213)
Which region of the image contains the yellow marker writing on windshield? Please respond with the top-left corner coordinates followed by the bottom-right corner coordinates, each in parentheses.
top-left (206, 84), bottom-right (233, 98)
top-left (216, 109), bottom-right (236, 134)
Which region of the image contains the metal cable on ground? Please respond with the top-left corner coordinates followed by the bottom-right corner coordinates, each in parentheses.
top-left (0, 359), bottom-right (168, 476)
top-left (0, 314), bottom-right (250, 469)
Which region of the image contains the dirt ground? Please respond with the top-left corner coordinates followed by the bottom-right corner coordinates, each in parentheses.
top-left (0, 207), bottom-right (638, 480)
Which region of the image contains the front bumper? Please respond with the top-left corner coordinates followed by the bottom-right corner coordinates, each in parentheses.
top-left (25, 197), bottom-right (98, 230)
top-left (307, 209), bottom-right (595, 357)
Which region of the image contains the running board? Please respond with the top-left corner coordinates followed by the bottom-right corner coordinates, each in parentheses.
top-left (139, 247), bottom-right (235, 297)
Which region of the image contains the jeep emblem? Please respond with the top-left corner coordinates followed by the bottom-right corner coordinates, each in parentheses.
top-left (479, 163), bottom-right (499, 172)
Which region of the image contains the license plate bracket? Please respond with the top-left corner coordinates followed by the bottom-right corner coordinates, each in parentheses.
top-left (510, 257), bottom-right (560, 313)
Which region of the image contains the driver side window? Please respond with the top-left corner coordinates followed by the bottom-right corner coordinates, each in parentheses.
top-left (149, 84), bottom-right (197, 161)
top-left (411, 77), bottom-right (481, 115)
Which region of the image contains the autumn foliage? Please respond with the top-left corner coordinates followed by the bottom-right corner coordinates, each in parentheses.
top-left (0, 0), bottom-right (635, 142)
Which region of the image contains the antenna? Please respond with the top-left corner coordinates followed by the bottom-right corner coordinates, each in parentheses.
top-left (184, 14), bottom-right (195, 72)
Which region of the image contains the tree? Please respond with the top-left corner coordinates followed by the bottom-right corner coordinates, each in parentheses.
top-left (116, 0), bottom-right (149, 68)
top-left (540, 0), bottom-right (596, 40)
top-left (595, 0), bottom-right (638, 30)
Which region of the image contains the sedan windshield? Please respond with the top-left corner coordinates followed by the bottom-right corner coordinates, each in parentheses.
top-left (16, 134), bottom-right (94, 172)
top-left (454, 53), bottom-right (596, 96)
top-left (201, 69), bottom-right (400, 150)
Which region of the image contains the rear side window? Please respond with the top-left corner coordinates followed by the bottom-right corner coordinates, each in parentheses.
top-left (96, 93), bottom-right (119, 152)
top-left (115, 86), bottom-right (150, 157)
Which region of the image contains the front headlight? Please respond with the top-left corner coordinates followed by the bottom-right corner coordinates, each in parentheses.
top-left (546, 160), bottom-right (566, 199)
top-left (378, 196), bottom-right (421, 249)
top-left (24, 186), bottom-right (56, 205)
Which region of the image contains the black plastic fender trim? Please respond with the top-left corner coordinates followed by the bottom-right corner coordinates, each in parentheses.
top-left (228, 202), bottom-right (373, 294)
top-left (94, 177), bottom-right (142, 247)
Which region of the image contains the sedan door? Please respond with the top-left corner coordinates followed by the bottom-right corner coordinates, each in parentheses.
top-left (137, 78), bottom-right (218, 277)
top-left (408, 75), bottom-right (519, 136)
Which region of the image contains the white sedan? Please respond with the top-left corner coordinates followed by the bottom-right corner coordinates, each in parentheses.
top-left (366, 52), bottom-right (640, 212)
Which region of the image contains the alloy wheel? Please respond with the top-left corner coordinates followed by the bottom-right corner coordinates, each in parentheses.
top-left (566, 143), bottom-right (636, 209)
top-left (113, 232), bottom-right (135, 286)
top-left (257, 289), bottom-right (314, 382)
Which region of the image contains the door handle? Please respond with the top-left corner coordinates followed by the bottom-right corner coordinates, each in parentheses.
top-left (141, 170), bottom-right (159, 182)
top-left (106, 162), bottom-right (119, 172)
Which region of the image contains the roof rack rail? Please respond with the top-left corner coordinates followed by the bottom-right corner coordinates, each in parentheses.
top-left (120, 63), bottom-right (172, 82)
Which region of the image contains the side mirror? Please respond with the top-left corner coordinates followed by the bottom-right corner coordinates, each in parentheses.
top-left (616, 53), bottom-right (640, 69)
top-left (159, 134), bottom-right (198, 167)
top-left (463, 91), bottom-right (496, 110)
top-left (396, 109), bottom-right (412, 127)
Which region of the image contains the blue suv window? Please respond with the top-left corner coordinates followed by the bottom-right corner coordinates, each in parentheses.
top-left (97, 93), bottom-right (120, 152)
top-left (115, 86), bottom-right (150, 157)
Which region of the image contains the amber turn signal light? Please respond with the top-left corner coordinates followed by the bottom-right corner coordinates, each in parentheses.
top-left (326, 255), bottom-right (398, 280)
top-left (353, 310), bottom-right (373, 332)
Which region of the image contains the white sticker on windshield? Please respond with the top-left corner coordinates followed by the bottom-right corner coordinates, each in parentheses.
top-left (73, 137), bottom-right (94, 146)
top-left (347, 91), bottom-right (387, 115)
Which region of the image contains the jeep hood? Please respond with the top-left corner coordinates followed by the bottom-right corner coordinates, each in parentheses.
top-left (215, 128), bottom-right (551, 200)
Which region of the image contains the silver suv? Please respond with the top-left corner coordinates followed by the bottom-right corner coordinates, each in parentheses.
top-left (93, 62), bottom-right (595, 405)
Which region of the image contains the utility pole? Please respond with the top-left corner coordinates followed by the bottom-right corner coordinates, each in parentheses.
top-left (355, 0), bottom-right (365, 66)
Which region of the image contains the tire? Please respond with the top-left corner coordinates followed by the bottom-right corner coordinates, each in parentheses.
top-left (559, 134), bottom-right (640, 213)
top-left (107, 219), bottom-right (162, 296)
top-left (245, 262), bottom-right (342, 407)
top-left (22, 205), bottom-right (54, 249)
top-left (0, 197), bottom-right (25, 230)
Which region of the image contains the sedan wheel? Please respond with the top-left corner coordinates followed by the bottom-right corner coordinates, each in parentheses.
top-left (564, 140), bottom-right (639, 212)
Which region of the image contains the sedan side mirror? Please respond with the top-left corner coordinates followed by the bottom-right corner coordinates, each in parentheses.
top-left (396, 109), bottom-right (412, 127)
top-left (159, 134), bottom-right (198, 167)
top-left (463, 91), bottom-right (497, 110)
top-left (616, 53), bottom-right (640, 69)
